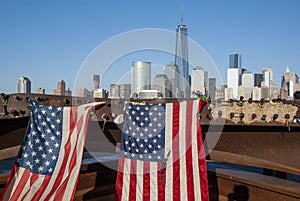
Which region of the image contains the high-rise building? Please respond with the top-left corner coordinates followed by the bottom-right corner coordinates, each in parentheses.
top-left (54, 80), bottom-right (66, 96)
top-left (209, 78), bottom-right (216, 100)
top-left (164, 62), bottom-right (180, 97)
top-left (175, 24), bottom-right (189, 97)
top-left (16, 76), bottom-right (31, 93)
top-left (110, 83), bottom-right (131, 98)
top-left (152, 74), bottom-right (171, 98)
top-left (281, 66), bottom-right (299, 99)
top-left (191, 66), bottom-right (208, 97)
top-left (227, 68), bottom-right (240, 99)
top-left (227, 54), bottom-right (242, 100)
top-left (93, 75), bottom-right (100, 90)
top-left (229, 54), bottom-right (242, 68)
top-left (131, 61), bottom-right (151, 97)
top-left (242, 71), bottom-right (254, 88)
top-left (254, 73), bottom-right (263, 87)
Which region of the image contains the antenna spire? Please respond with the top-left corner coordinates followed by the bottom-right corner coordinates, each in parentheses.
top-left (180, 0), bottom-right (184, 23)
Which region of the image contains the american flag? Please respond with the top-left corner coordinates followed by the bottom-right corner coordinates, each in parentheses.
top-left (116, 100), bottom-right (209, 201)
top-left (1, 98), bottom-right (104, 201)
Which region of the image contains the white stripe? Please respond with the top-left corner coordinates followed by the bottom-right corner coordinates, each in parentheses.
top-left (164, 103), bottom-right (173, 200)
top-left (62, 105), bottom-right (92, 200)
top-left (4, 167), bottom-right (26, 200)
top-left (179, 101), bottom-right (188, 201)
top-left (21, 174), bottom-right (46, 200)
top-left (192, 100), bottom-right (202, 201)
top-left (136, 160), bottom-right (144, 201)
top-left (121, 158), bottom-right (131, 201)
top-left (150, 162), bottom-right (158, 201)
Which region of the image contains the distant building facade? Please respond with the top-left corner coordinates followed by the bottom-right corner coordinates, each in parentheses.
top-left (131, 61), bottom-right (151, 97)
top-left (191, 66), bottom-right (208, 97)
top-left (152, 74), bottom-right (171, 98)
top-left (209, 78), bottom-right (216, 100)
top-left (36, 87), bottom-right (45, 94)
top-left (164, 62), bottom-right (180, 97)
top-left (16, 76), bottom-right (31, 93)
top-left (54, 80), bottom-right (66, 95)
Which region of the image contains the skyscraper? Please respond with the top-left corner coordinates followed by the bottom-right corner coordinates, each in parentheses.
top-left (93, 75), bottom-right (100, 90)
top-left (131, 61), bottom-right (151, 97)
top-left (175, 24), bottom-right (189, 97)
top-left (54, 80), bottom-right (66, 96)
top-left (209, 78), bottom-right (216, 100)
top-left (16, 76), bottom-right (31, 93)
top-left (254, 73), bottom-right (263, 87)
top-left (229, 54), bottom-right (242, 68)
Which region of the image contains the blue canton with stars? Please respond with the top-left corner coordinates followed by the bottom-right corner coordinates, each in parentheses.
top-left (16, 98), bottom-right (63, 175)
top-left (120, 102), bottom-right (166, 162)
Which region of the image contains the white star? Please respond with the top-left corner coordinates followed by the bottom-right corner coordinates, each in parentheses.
top-left (158, 156), bottom-right (161, 160)
top-left (140, 112), bottom-right (144, 115)
top-left (135, 149), bottom-right (139, 153)
top-left (125, 141), bottom-right (129, 145)
top-left (31, 151), bottom-right (37, 156)
top-left (35, 138), bottom-right (40, 144)
top-left (22, 145), bottom-right (26, 150)
top-left (38, 114), bottom-right (42, 119)
top-left (51, 124), bottom-right (55, 129)
top-left (148, 155), bottom-right (152, 159)
top-left (41, 109), bottom-right (46, 114)
top-left (140, 144), bottom-right (144, 148)
top-left (153, 139), bottom-right (157, 143)
top-left (48, 106), bottom-right (53, 110)
top-left (136, 107), bottom-right (140, 110)
top-left (48, 148), bottom-right (53, 154)
top-left (158, 134), bottom-right (161, 138)
top-left (154, 107), bottom-right (157, 111)
top-left (56, 118), bottom-right (61, 124)
top-left (35, 158), bottom-right (40, 164)
top-left (50, 136), bottom-right (55, 141)
top-left (25, 161), bottom-right (31, 167)
top-left (51, 112), bottom-right (56, 117)
top-left (131, 111), bottom-right (136, 115)
top-left (48, 168), bottom-right (53, 173)
top-left (41, 121), bottom-right (46, 126)
top-left (139, 155), bottom-right (143, 159)
top-left (44, 161), bottom-right (50, 166)
top-left (46, 128), bottom-right (51, 134)
top-left (37, 126), bottom-right (42, 131)
top-left (158, 112), bottom-right (162, 116)
top-left (41, 133), bottom-right (46, 138)
top-left (153, 117), bottom-right (157, 122)
top-left (23, 153), bottom-right (28, 158)
top-left (31, 131), bottom-right (37, 136)
top-left (144, 150), bottom-right (148, 153)
top-left (51, 155), bottom-right (57, 161)
top-left (157, 145), bottom-right (161, 149)
top-left (131, 143), bottom-right (135, 147)
top-left (38, 145), bottom-right (43, 151)
top-left (145, 107), bottom-right (149, 111)
top-left (55, 131), bottom-right (61, 136)
top-left (148, 144), bottom-right (152, 148)
top-left (38, 166), bottom-right (44, 172)
top-left (54, 143), bottom-right (59, 148)
top-left (131, 153), bottom-right (135, 158)
top-left (57, 107), bottom-right (62, 111)
top-left (41, 153), bottom-right (47, 158)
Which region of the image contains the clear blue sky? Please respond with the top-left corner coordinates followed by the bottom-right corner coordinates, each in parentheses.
top-left (0, 0), bottom-right (299, 94)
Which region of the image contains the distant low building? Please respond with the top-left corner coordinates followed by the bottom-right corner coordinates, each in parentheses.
top-left (36, 87), bottom-right (45, 94)
top-left (94, 89), bottom-right (109, 98)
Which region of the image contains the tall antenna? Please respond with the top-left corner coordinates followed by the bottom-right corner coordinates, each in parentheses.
top-left (180, 0), bottom-right (184, 23)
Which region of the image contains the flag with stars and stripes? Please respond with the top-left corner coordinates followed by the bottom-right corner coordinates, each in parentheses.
top-left (1, 98), bottom-right (104, 201)
top-left (116, 100), bottom-right (209, 201)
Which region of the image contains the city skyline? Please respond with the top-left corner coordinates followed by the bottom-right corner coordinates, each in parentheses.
top-left (0, 1), bottom-right (300, 93)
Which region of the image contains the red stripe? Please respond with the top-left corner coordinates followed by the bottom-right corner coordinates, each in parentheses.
top-left (157, 162), bottom-right (165, 201)
top-left (115, 157), bottom-right (125, 201)
top-left (20, 173), bottom-right (39, 201)
top-left (9, 168), bottom-right (30, 200)
top-left (197, 100), bottom-right (209, 201)
top-left (43, 107), bottom-right (78, 200)
top-left (172, 102), bottom-right (180, 201)
top-left (54, 112), bottom-right (85, 200)
top-left (28, 175), bottom-right (51, 201)
top-left (129, 160), bottom-right (137, 201)
top-left (185, 101), bottom-right (195, 201)
top-left (143, 161), bottom-right (150, 201)
top-left (0, 164), bottom-right (18, 200)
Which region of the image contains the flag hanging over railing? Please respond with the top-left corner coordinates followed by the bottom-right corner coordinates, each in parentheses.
top-left (1, 98), bottom-right (104, 201)
top-left (116, 99), bottom-right (209, 201)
